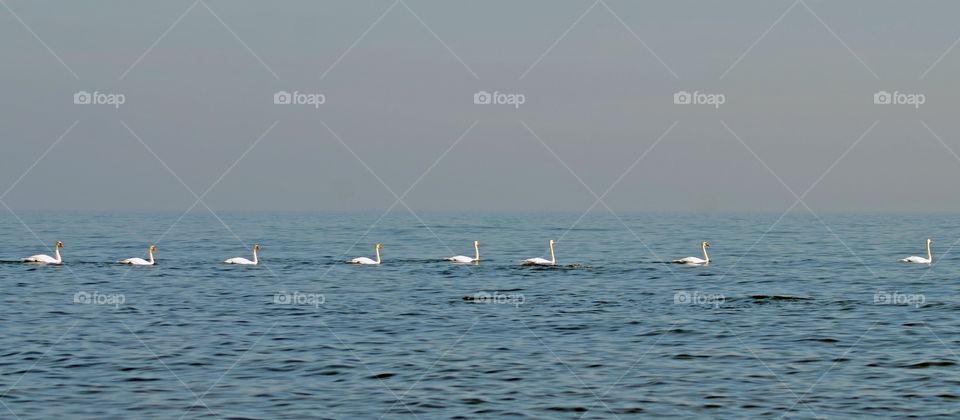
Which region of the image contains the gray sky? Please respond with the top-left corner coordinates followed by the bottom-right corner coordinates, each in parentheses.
top-left (1, 0), bottom-right (959, 213)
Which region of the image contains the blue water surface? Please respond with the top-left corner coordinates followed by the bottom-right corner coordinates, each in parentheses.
top-left (0, 212), bottom-right (957, 418)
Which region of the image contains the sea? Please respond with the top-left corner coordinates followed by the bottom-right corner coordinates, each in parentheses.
top-left (0, 211), bottom-right (957, 418)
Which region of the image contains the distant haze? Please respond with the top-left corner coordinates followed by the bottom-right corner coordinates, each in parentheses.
top-left (2, 0), bottom-right (959, 213)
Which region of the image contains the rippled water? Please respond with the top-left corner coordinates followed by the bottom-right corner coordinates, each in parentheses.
top-left (1, 212), bottom-right (958, 418)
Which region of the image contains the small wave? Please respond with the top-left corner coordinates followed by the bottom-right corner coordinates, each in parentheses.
top-left (904, 361), bottom-right (956, 369)
top-left (617, 407), bottom-right (645, 413)
top-left (749, 295), bottom-right (813, 301)
top-left (552, 325), bottom-right (586, 331)
top-left (544, 406), bottom-right (588, 413)
top-left (797, 337), bottom-right (839, 343)
top-left (123, 377), bottom-right (161, 382)
top-left (673, 353), bottom-right (711, 360)
top-left (461, 397), bottom-right (487, 405)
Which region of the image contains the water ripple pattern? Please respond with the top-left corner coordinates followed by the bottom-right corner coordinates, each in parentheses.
top-left (0, 212), bottom-right (957, 418)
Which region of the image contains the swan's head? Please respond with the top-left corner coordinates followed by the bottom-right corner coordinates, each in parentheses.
top-left (474, 240), bottom-right (479, 247)
top-left (375, 243), bottom-right (383, 250)
top-left (253, 244), bottom-right (260, 251)
top-left (149, 245), bottom-right (157, 252)
top-left (549, 239), bottom-right (555, 246)
top-left (927, 238), bottom-right (933, 244)
top-left (702, 241), bottom-right (710, 248)
top-left (56, 241), bottom-right (63, 249)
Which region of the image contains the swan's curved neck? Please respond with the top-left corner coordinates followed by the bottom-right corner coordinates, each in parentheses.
top-left (927, 241), bottom-right (932, 262)
top-left (252, 247), bottom-right (259, 264)
top-left (549, 242), bottom-right (555, 264)
top-left (54, 246), bottom-right (61, 263)
top-left (474, 243), bottom-right (480, 261)
top-left (702, 243), bottom-right (709, 263)
top-left (147, 248), bottom-right (154, 264)
top-left (374, 246), bottom-right (381, 264)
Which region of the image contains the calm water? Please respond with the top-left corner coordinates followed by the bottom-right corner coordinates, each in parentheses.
top-left (0, 212), bottom-right (958, 419)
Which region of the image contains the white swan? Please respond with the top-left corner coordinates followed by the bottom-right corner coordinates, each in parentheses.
top-left (120, 245), bottom-right (157, 266)
top-left (899, 238), bottom-right (932, 264)
top-left (225, 244), bottom-right (259, 265)
top-left (350, 243), bottom-right (382, 265)
top-left (673, 241), bottom-right (710, 265)
top-left (447, 240), bottom-right (479, 263)
top-left (522, 239), bottom-right (556, 266)
top-left (22, 241), bottom-right (63, 264)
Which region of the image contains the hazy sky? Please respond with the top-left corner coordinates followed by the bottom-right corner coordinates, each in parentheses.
top-left (2, 0), bottom-right (959, 213)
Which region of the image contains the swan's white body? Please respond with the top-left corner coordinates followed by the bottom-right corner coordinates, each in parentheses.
top-left (225, 244), bottom-right (259, 265)
top-left (447, 241), bottom-right (479, 263)
top-left (23, 241), bottom-right (63, 264)
top-left (351, 243), bottom-right (382, 265)
top-left (121, 245), bottom-right (156, 266)
top-left (900, 239), bottom-right (932, 264)
top-left (522, 240), bottom-right (556, 266)
top-left (674, 241), bottom-right (710, 265)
